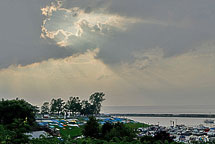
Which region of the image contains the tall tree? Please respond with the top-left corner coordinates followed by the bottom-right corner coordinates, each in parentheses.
top-left (89, 92), bottom-right (105, 115)
top-left (50, 99), bottom-right (57, 114)
top-left (67, 96), bottom-right (81, 116)
top-left (83, 116), bottom-right (100, 138)
top-left (0, 99), bottom-right (36, 131)
top-left (102, 122), bottom-right (113, 138)
top-left (102, 122), bottom-right (135, 141)
top-left (80, 100), bottom-right (93, 116)
top-left (63, 103), bottom-right (69, 118)
top-left (41, 102), bottom-right (49, 116)
top-left (50, 98), bottom-right (65, 116)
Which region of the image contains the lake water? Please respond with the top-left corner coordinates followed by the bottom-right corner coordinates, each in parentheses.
top-left (101, 105), bottom-right (215, 114)
top-left (101, 106), bottom-right (215, 127)
top-left (127, 116), bottom-right (215, 127)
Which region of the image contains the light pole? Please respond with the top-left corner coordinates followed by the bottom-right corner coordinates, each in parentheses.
top-left (170, 120), bottom-right (175, 127)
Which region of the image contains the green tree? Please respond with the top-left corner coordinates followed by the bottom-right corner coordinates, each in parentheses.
top-left (50, 98), bottom-right (65, 116)
top-left (0, 99), bottom-right (37, 144)
top-left (41, 102), bottom-right (49, 116)
top-left (29, 136), bottom-right (61, 144)
top-left (0, 125), bottom-right (16, 144)
top-left (83, 116), bottom-right (100, 138)
top-left (89, 92), bottom-right (105, 115)
top-left (67, 96), bottom-right (81, 116)
top-left (103, 122), bottom-right (135, 142)
top-left (8, 119), bottom-right (31, 144)
top-left (63, 103), bottom-right (69, 118)
top-left (0, 124), bottom-right (30, 144)
top-left (80, 100), bottom-right (94, 116)
top-left (140, 135), bottom-right (156, 144)
top-left (50, 99), bottom-right (57, 114)
top-left (102, 122), bottom-right (113, 138)
top-left (0, 99), bottom-right (36, 129)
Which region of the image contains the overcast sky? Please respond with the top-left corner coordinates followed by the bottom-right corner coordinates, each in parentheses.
top-left (0, 0), bottom-right (215, 106)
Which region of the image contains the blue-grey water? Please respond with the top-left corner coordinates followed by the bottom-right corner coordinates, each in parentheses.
top-left (101, 105), bottom-right (215, 114)
top-left (101, 106), bottom-right (215, 127)
top-left (126, 117), bottom-right (215, 127)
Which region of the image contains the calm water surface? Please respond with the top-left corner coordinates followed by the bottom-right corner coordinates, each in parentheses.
top-left (101, 106), bottom-right (215, 127)
top-left (127, 116), bottom-right (215, 127)
top-left (102, 105), bottom-right (215, 114)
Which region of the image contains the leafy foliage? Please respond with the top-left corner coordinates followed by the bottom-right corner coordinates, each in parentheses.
top-left (103, 122), bottom-right (136, 142)
top-left (0, 93), bottom-right (107, 143)
top-left (89, 92), bottom-right (105, 115)
top-left (0, 99), bottom-right (37, 144)
top-left (83, 116), bottom-right (100, 138)
top-left (83, 117), bottom-right (136, 142)
top-left (41, 102), bottom-right (49, 115)
top-left (101, 122), bottom-right (113, 137)
top-left (48, 92), bottom-right (105, 116)
top-left (80, 100), bottom-right (94, 115)
top-left (50, 98), bottom-right (65, 116)
top-left (29, 137), bottom-right (61, 144)
top-left (67, 96), bottom-right (81, 115)
top-left (0, 99), bottom-right (36, 130)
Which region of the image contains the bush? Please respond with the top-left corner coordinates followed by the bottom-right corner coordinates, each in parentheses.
top-left (0, 99), bottom-right (37, 144)
top-left (154, 131), bottom-right (174, 143)
top-left (0, 99), bottom-right (36, 131)
top-left (103, 122), bottom-right (135, 142)
top-left (83, 116), bottom-right (100, 138)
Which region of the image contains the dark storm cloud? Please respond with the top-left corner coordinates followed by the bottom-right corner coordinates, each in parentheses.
top-left (0, 0), bottom-right (72, 68)
top-left (97, 0), bottom-right (215, 64)
top-left (61, 0), bottom-right (111, 12)
top-left (1, 0), bottom-right (215, 68)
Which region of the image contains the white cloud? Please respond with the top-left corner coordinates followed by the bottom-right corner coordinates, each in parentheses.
top-left (40, 1), bottom-right (140, 48)
top-left (40, 0), bottom-right (166, 50)
top-left (118, 43), bottom-right (215, 90)
top-left (1, 42), bottom-right (215, 106)
top-left (0, 49), bottom-right (133, 105)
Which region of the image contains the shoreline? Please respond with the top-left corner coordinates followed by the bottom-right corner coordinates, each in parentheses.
top-left (109, 113), bottom-right (215, 118)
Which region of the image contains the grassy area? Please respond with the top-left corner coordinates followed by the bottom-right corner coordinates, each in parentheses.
top-left (44, 117), bottom-right (148, 140)
top-left (59, 122), bottom-right (148, 139)
top-left (60, 125), bottom-right (84, 139)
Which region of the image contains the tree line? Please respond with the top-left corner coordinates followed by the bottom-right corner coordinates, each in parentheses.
top-left (81, 116), bottom-right (180, 144)
top-left (0, 92), bottom-right (105, 143)
top-left (41, 92), bottom-right (105, 116)
top-left (0, 98), bottom-right (38, 144)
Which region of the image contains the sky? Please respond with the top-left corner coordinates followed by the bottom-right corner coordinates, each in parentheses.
top-left (0, 0), bottom-right (215, 106)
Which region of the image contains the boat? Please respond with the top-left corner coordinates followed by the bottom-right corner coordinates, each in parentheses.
top-left (204, 119), bottom-right (214, 124)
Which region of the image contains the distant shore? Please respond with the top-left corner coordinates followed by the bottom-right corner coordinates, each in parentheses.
top-left (110, 113), bottom-right (215, 118)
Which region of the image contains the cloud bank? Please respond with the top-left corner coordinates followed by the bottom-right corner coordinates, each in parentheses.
top-left (0, 0), bottom-right (215, 106)
top-left (40, 0), bottom-right (143, 52)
